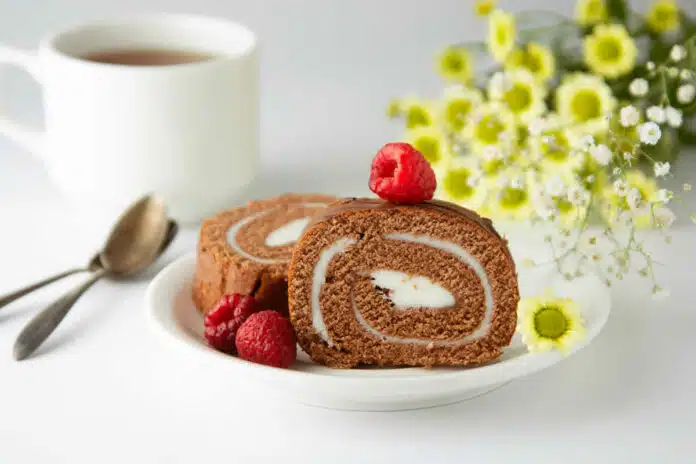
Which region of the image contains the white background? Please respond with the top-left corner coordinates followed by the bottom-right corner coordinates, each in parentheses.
top-left (1, 0), bottom-right (696, 462)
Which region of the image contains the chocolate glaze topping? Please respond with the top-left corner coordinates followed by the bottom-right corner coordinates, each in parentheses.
top-left (313, 198), bottom-right (504, 241)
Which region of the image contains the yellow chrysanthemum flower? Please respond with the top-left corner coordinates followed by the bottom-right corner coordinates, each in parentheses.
top-left (401, 98), bottom-right (436, 129)
top-left (488, 9), bottom-right (516, 62)
top-left (464, 101), bottom-right (518, 154)
top-left (440, 86), bottom-right (484, 133)
top-left (486, 171), bottom-right (536, 221)
top-left (406, 126), bottom-right (451, 167)
top-left (529, 115), bottom-right (584, 175)
top-left (504, 42), bottom-right (556, 82)
top-left (646, 0), bottom-right (680, 34)
top-left (555, 73), bottom-right (616, 135)
top-left (474, 0), bottom-right (496, 16)
top-left (602, 169), bottom-right (660, 228)
top-left (517, 289), bottom-right (586, 355)
top-left (436, 47), bottom-right (474, 84)
top-left (575, 0), bottom-right (608, 26)
top-left (435, 157), bottom-right (486, 209)
top-left (584, 24), bottom-right (637, 79)
top-left (488, 69), bottom-right (547, 124)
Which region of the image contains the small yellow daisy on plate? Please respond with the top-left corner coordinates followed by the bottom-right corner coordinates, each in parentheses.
top-left (486, 170), bottom-right (536, 221)
top-left (602, 169), bottom-right (660, 228)
top-left (504, 42), bottom-right (556, 82)
top-left (584, 24), bottom-right (637, 79)
top-left (529, 115), bottom-right (584, 175)
top-left (474, 0), bottom-right (496, 16)
top-left (406, 125), bottom-right (451, 167)
top-left (646, 0), bottom-right (680, 34)
top-left (464, 101), bottom-right (518, 154)
top-left (517, 289), bottom-right (586, 355)
top-left (575, 0), bottom-right (608, 26)
top-left (436, 47), bottom-right (474, 85)
top-left (555, 73), bottom-right (616, 135)
top-left (488, 69), bottom-right (547, 124)
top-left (435, 156), bottom-right (487, 209)
top-left (439, 86), bottom-right (484, 134)
top-left (487, 9), bottom-right (516, 62)
top-left (401, 98), bottom-right (437, 130)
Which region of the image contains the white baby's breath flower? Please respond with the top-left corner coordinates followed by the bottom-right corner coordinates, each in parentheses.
top-left (620, 105), bottom-right (640, 127)
top-left (612, 167), bottom-right (621, 176)
top-left (626, 188), bottom-right (641, 210)
top-left (654, 161), bottom-right (670, 177)
top-left (677, 84), bottom-right (696, 104)
top-left (665, 106), bottom-right (683, 128)
top-left (482, 145), bottom-right (501, 161)
top-left (467, 171), bottom-right (482, 187)
top-left (670, 45), bottom-right (687, 62)
top-left (489, 71), bottom-right (512, 94)
top-left (656, 188), bottom-right (673, 204)
top-left (529, 118), bottom-right (546, 136)
top-left (684, 183), bottom-right (693, 192)
top-left (614, 179), bottom-right (629, 196)
top-left (576, 134), bottom-right (595, 152)
top-left (629, 78), bottom-right (649, 97)
top-left (638, 122), bottom-right (661, 145)
top-left (623, 152), bottom-right (633, 162)
top-left (567, 186), bottom-right (589, 206)
top-left (654, 206), bottom-right (676, 229)
top-left (646, 106), bottom-right (666, 124)
top-left (585, 174), bottom-right (595, 183)
top-left (680, 69), bottom-right (693, 81)
top-left (533, 192), bottom-right (556, 220)
top-left (646, 61), bottom-right (655, 72)
top-left (546, 176), bottom-right (566, 197)
top-left (590, 143), bottom-right (612, 166)
top-left (510, 175), bottom-right (524, 189)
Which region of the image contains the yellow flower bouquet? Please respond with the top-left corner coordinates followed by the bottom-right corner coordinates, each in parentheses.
top-left (386, 0), bottom-right (696, 294)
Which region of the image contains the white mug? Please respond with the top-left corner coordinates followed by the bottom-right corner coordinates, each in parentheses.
top-left (0, 14), bottom-right (259, 224)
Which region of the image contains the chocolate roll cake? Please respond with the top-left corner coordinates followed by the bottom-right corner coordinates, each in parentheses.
top-left (193, 194), bottom-right (337, 315)
top-left (288, 198), bottom-right (519, 368)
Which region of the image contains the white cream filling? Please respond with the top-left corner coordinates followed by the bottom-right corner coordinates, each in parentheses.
top-left (226, 203), bottom-right (326, 264)
top-left (265, 217), bottom-right (311, 247)
top-left (370, 270), bottom-right (454, 309)
top-left (311, 238), bottom-right (356, 346)
top-left (310, 233), bottom-right (494, 346)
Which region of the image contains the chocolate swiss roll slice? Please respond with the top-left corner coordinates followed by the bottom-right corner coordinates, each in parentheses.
top-left (288, 198), bottom-right (519, 368)
top-left (193, 194), bottom-right (337, 315)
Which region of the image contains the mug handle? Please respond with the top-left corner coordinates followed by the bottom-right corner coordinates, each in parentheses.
top-left (0, 45), bottom-right (44, 156)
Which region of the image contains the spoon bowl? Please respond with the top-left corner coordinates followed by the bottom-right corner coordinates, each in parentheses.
top-left (100, 196), bottom-right (170, 276)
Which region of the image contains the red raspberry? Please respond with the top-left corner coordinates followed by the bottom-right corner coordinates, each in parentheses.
top-left (235, 311), bottom-right (297, 368)
top-left (204, 294), bottom-right (260, 354)
top-left (369, 142), bottom-right (437, 203)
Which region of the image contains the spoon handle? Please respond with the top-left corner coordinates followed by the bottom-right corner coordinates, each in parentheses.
top-left (0, 268), bottom-right (87, 311)
top-left (13, 270), bottom-right (107, 361)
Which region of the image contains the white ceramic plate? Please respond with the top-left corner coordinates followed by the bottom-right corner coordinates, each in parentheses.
top-left (146, 252), bottom-right (611, 411)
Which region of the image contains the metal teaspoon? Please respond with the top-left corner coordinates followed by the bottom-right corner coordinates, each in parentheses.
top-left (13, 195), bottom-right (171, 360)
top-left (0, 220), bottom-right (178, 312)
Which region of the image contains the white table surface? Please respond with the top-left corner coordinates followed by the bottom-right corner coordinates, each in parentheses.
top-left (1, 147), bottom-right (696, 464)
top-left (1, 1), bottom-right (696, 461)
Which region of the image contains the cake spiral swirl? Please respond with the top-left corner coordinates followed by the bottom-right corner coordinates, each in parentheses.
top-left (288, 198), bottom-right (519, 368)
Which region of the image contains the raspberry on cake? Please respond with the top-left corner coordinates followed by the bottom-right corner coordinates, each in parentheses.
top-left (193, 194), bottom-right (337, 316)
top-left (287, 198), bottom-right (519, 368)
